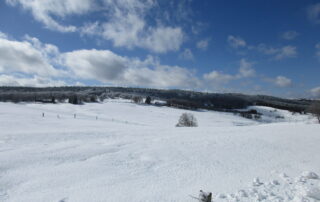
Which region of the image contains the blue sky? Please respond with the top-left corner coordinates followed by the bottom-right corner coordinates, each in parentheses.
top-left (0, 0), bottom-right (320, 98)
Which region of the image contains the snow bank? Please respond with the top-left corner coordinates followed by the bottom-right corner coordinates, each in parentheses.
top-left (213, 172), bottom-right (320, 201)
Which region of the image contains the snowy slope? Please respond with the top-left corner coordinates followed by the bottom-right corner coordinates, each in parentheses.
top-left (0, 99), bottom-right (320, 202)
top-left (246, 106), bottom-right (313, 123)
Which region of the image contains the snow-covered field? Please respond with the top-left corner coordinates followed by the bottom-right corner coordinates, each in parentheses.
top-left (0, 99), bottom-right (320, 202)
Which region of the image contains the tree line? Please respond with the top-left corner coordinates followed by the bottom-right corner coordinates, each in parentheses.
top-left (0, 86), bottom-right (314, 113)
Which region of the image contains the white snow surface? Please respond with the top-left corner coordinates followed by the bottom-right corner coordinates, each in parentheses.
top-left (0, 99), bottom-right (320, 202)
top-left (245, 106), bottom-right (312, 123)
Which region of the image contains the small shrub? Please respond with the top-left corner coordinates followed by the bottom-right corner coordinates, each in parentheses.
top-left (254, 114), bottom-right (261, 120)
top-left (240, 112), bottom-right (253, 119)
top-left (90, 95), bottom-right (98, 102)
top-left (68, 95), bottom-right (81, 105)
top-left (176, 113), bottom-right (198, 127)
top-left (132, 96), bottom-right (143, 104)
top-left (248, 109), bottom-right (258, 114)
top-left (308, 101), bottom-right (320, 123)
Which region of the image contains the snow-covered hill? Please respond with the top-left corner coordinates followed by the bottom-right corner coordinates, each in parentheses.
top-left (0, 99), bottom-right (319, 202)
top-left (246, 106), bottom-right (312, 123)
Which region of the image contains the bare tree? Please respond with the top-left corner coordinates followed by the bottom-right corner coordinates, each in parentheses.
top-left (308, 101), bottom-right (320, 123)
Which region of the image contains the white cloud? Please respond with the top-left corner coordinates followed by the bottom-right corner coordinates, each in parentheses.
top-left (87, 0), bottom-right (184, 53)
top-left (179, 48), bottom-right (194, 60)
top-left (281, 31), bottom-right (299, 40)
top-left (100, 6), bottom-right (146, 48)
top-left (274, 46), bottom-right (297, 60)
top-left (6, 0), bottom-right (95, 32)
top-left (0, 34), bottom-right (263, 91)
top-left (61, 49), bottom-right (127, 82)
top-left (315, 43), bottom-right (320, 61)
top-left (0, 32), bottom-right (8, 39)
top-left (80, 22), bottom-right (102, 36)
top-left (227, 35), bottom-right (298, 60)
top-left (0, 34), bottom-right (69, 87)
top-left (121, 59), bottom-right (201, 89)
top-left (6, 0), bottom-right (185, 53)
top-left (203, 71), bottom-right (234, 84)
top-left (142, 27), bottom-right (184, 53)
top-left (227, 35), bottom-right (246, 48)
top-left (237, 58), bottom-right (255, 78)
top-left (122, 64), bottom-right (200, 89)
top-left (0, 74), bottom-right (66, 87)
top-left (0, 36), bottom-right (62, 77)
top-left (204, 58), bottom-right (255, 84)
top-left (0, 33), bottom-right (198, 88)
top-left (310, 86), bottom-right (320, 97)
top-left (307, 3), bottom-right (320, 24)
top-left (191, 22), bottom-right (206, 35)
top-left (256, 44), bottom-right (280, 55)
top-left (24, 35), bottom-right (60, 59)
top-left (273, 76), bottom-right (292, 87)
top-left (197, 39), bottom-right (209, 50)
top-left (61, 49), bottom-right (199, 88)
top-left (98, 0), bottom-right (184, 53)
top-left (256, 44), bottom-right (297, 60)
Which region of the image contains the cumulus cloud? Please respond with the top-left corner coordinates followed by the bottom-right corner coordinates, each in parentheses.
top-left (61, 49), bottom-right (199, 88)
top-left (61, 49), bottom-right (127, 82)
top-left (0, 33), bottom-right (263, 91)
top-left (307, 3), bottom-right (320, 24)
top-left (6, 0), bottom-right (185, 53)
top-left (0, 33), bottom-right (199, 89)
top-left (204, 58), bottom-right (255, 84)
top-left (0, 74), bottom-right (66, 87)
top-left (179, 48), bottom-right (194, 60)
top-left (98, 0), bottom-right (184, 53)
top-left (142, 27), bottom-right (184, 53)
top-left (310, 86), bottom-right (320, 97)
top-left (0, 35), bottom-right (62, 77)
top-left (273, 76), bottom-right (292, 87)
top-left (197, 39), bottom-right (209, 50)
top-left (24, 35), bottom-right (60, 60)
top-left (227, 35), bottom-right (246, 48)
top-left (203, 71), bottom-right (234, 84)
top-left (122, 64), bottom-right (200, 89)
top-left (6, 0), bottom-right (95, 32)
top-left (281, 31), bottom-right (299, 40)
top-left (100, 0), bottom-right (149, 48)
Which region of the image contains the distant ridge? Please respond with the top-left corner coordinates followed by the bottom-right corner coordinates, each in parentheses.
top-left (0, 86), bottom-right (312, 113)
